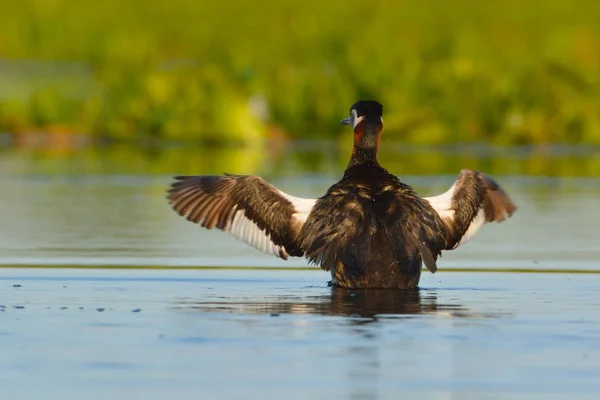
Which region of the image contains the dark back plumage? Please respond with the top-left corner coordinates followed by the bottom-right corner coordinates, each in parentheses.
top-left (298, 165), bottom-right (446, 288)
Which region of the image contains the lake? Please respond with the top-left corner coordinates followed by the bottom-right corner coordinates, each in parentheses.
top-left (1, 141), bottom-right (599, 399)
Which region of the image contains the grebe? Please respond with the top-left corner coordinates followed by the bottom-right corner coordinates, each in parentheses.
top-left (167, 100), bottom-right (516, 289)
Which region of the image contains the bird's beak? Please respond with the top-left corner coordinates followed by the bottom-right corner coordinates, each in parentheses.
top-left (340, 116), bottom-right (352, 125)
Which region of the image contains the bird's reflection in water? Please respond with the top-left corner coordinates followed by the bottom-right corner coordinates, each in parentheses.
top-left (177, 289), bottom-right (475, 400)
top-left (179, 288), bottom-right (468, 321)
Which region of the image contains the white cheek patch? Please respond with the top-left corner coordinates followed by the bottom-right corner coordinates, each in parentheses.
top-left (352, 109), bottom-right (365, 129)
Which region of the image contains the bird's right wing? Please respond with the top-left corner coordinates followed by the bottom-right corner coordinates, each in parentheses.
top-left (424, 169), bottom-right (516, 250)
top-left (167, 175), bottom-right (316, 259)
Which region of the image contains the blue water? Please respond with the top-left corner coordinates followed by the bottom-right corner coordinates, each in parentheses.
top-left (2, 269), bottom-right (600, 400)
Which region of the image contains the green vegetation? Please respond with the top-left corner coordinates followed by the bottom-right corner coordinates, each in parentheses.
top-left (1, 0), bottom-right (600, 145)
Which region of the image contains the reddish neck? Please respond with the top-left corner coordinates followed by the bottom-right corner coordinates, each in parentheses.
top-left (348, 122), bottom-right (382, 167)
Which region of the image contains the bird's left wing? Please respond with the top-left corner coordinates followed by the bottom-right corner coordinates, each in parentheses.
top-left (424, 169), bottom-right (516, 250)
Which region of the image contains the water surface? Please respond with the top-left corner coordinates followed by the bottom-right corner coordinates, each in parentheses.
top-left (2, 269), bottom-right (600, 400)
top-left (0, 147), bottom-right (599, 270)
top-left (1, 143), bottom-right (599, 399)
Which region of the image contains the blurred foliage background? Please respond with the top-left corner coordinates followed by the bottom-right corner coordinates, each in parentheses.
top-left (1, 0), bottom-right (600, 147)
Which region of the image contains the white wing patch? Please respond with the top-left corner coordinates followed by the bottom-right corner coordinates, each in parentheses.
top-left (228, 210), bottom-right (287, 257)
top-left (457, 209), bottom-right (485, 248)
top-left (225, 192), bottom-right (316, 259)
top-left (425, 184), bottom-right (456, 220)
top-left (278, 190), bottom-right (316, 225)
top-left (424, 183), bottom-right (484, 249)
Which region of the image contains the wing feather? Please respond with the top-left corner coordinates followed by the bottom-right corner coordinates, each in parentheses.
top-left (167, 175), bottom-right (316, 259)
top-left (424, 169), bottom-right (516, 249)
